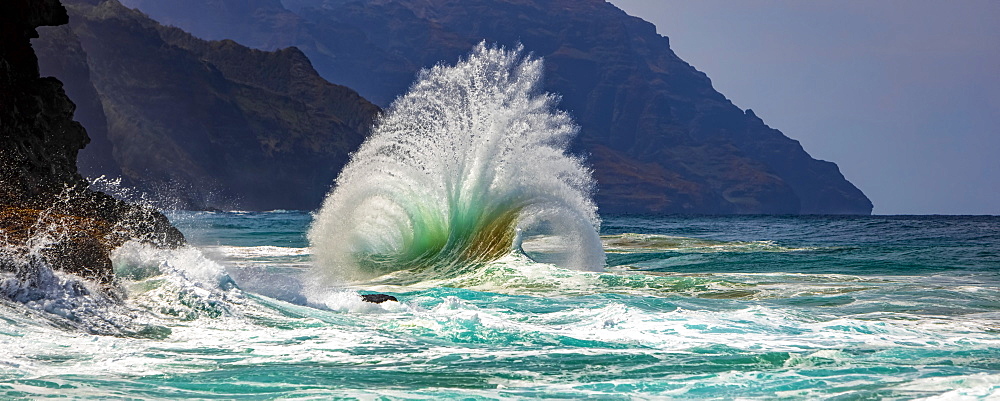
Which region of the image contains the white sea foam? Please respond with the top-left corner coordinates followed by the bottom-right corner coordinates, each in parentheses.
top-left (4, 257), bottom-right (998, 399)
top-left (306, 289), bottom-right (408, 313)
top-left (205, 245), bottom-right (310, 259)
top-left (112, 241), bottom-right (232, 289)
top-left (899, 373), bottom-right (1000, 399)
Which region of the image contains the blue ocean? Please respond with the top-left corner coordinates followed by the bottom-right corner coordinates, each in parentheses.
top-left (1, 212), bottom-right (998, 399)
top-left (2, 44), bottom-right (999, 400)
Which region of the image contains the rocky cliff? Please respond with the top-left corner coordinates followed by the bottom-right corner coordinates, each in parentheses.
top-left (0, 0), bottom-right (183, 285)
top-left (121, 0), bottom-right (873, 214)
top-left (34, 0), bottom-right (380, 211)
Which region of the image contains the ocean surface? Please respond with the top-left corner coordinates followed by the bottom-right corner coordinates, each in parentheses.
top-left (3, 46), bottom-right (999, 399)
top-left (2, 212), bottom-right (998, 399)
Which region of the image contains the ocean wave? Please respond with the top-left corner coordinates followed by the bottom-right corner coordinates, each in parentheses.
top-left (309, 43), bottom-right (604, 285)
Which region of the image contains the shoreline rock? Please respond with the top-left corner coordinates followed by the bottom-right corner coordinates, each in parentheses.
top-left (1, 0), bottom-right (183, 287)
top-left (34, 0), bottom-right (380, 211)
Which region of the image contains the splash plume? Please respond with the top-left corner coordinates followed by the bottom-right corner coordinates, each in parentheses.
top-left (309, 43), bottom-right (605, 284)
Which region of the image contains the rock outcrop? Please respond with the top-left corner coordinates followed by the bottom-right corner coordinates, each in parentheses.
top-left (120, 0), bottom-right (873, 214)
top-left (0, 0), bottom-right (183, 285)
top-left (360, 294), bottom-right (398, 304)
top-left (34, 0), bottom-right (380, 211)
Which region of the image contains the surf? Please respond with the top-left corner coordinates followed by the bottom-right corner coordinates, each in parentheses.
top-left (308, 43), bottom-right (605, 285)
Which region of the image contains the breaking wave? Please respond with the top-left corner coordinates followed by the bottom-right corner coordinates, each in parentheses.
top-left (309, 43), bottom-right (605, 285)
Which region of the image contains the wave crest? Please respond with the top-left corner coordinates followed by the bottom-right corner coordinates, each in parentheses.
top-left (308, 43), bottom-right (605, 284)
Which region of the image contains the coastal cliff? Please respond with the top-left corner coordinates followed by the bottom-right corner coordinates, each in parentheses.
top-left (120, 0), bottom-right (873, 214)
top-left (34, 0), bottom-right (380, 211)
top-left (0, 0), bottom-right (182, 285)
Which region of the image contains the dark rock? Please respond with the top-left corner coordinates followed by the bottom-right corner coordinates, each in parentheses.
top-left (34, 0), bottom-right (380, 211)
top-left (120, 0), bottom-right (873, 214)
top-left (33, 24), bottom-right (120, 180)
top-left (0, 206), bottom-right (114, 284)
top-left (360, 294), bottom-right (398, 304)
top-left (0, 0), bottom-right (184, 286)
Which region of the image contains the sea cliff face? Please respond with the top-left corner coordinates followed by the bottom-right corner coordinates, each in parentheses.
top-left (121, 0), bottom-right (873, 214)
top-left (0, 0), bottom-right (182, 284)
top-left (34, 0), bottom-right (380, 211)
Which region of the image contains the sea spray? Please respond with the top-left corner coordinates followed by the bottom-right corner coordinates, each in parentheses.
top-left (309, 43), bottom-right (605, 285)
top-left (0, 184), bottom-right (235, 335)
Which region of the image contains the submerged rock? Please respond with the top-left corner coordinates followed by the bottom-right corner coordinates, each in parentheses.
top-left (360, 294), bottom-right (398, 304)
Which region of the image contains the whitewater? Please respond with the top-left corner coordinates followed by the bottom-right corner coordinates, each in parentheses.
top-left (308, 43), bottom-right (604, 288)
top-left (2, 45), bottom-right (999, 399)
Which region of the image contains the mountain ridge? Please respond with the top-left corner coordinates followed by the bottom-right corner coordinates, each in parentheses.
top-left (35, 0), bottom-right (380, 211)
top-left (1, 0), bottom-right (183, 285)
top-left (73, 0), bottom-right (872, 214)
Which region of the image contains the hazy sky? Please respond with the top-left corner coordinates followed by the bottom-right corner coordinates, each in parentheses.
top-left (610, 0), bottom-right (1000, 215)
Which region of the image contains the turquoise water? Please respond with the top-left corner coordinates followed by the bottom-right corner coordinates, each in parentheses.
top-left (2, 212), bottom-right (998, 399)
